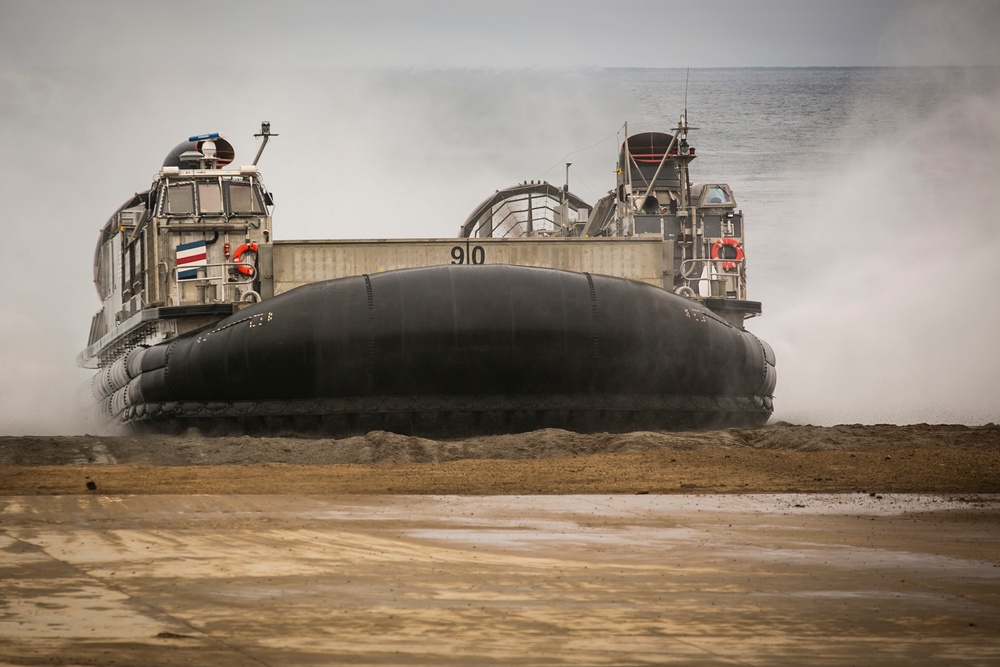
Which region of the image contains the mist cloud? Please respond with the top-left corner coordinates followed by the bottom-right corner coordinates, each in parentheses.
top-left (755, 69), bottom-right (1000, 425)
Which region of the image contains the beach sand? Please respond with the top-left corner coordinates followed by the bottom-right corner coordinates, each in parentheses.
top-left (2, 424), bottom-right (999, 665)
top-left (2, 423), bottom-right (998, 495)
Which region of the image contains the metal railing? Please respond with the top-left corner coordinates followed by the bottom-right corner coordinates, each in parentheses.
top-left (678, 257), bottom-right (746, 300)
top-left (170, 261), bottom-right (260, 306)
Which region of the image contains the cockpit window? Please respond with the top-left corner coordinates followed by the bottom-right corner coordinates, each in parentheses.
top-left (159, 179), bottom-right (265, 217)
top-left (198, 182), bottom-right (223, 214)
top-left (163, 183), bottom-right (195, 215)
top-left (228, 182), bottom-right (262, 214)
top-left (703, 185), bottom-right (733, 206)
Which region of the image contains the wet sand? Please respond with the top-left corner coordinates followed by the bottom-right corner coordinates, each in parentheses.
top-left (2, 425), bottom-right (999, 665)
top-left (2, 493), bottom-right (999, 666)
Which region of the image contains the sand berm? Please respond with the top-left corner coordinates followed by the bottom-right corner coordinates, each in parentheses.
top-left (1, 423), bottom-right (998, 496)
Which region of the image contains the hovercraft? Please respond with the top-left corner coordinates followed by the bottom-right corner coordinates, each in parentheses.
top-left (80, 118), bottom-right (776, 435)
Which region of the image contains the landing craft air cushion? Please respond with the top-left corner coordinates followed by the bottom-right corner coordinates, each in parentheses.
top-left (80, 118), bottom-right (776, 434)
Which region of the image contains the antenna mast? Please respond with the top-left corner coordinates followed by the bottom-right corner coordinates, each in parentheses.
top-left (684, 67), bottom-right (690, 119)
top-left (252, 121), bottom-right (278, 166)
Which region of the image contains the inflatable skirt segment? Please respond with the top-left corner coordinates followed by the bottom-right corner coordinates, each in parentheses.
top-left (111, 264), bottom-right (776, 435)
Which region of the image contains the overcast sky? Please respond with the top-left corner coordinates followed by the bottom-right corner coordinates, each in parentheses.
top-left (2, 0), bottom-right (999, 69)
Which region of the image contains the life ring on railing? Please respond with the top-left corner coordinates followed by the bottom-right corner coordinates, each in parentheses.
top-left (711, 237), bottom-right (744, 271)
top-left (232, 242), bottom-right (258, 277)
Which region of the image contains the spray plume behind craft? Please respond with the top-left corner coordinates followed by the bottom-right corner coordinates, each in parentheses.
top-left (753, 68), bottom-right (1000, 425)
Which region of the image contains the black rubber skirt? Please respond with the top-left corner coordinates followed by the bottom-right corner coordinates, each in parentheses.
top-left (116, 264), bottom-right (776, 435)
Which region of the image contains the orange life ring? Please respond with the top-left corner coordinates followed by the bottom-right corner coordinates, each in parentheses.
top-left (711, 237), bottom-right (744, 271)
top-left (232, 242), bottom-right (258, 277)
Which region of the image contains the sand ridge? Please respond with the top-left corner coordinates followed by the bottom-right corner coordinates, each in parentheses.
top-left (2, 423), bottom-right (998, 495)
